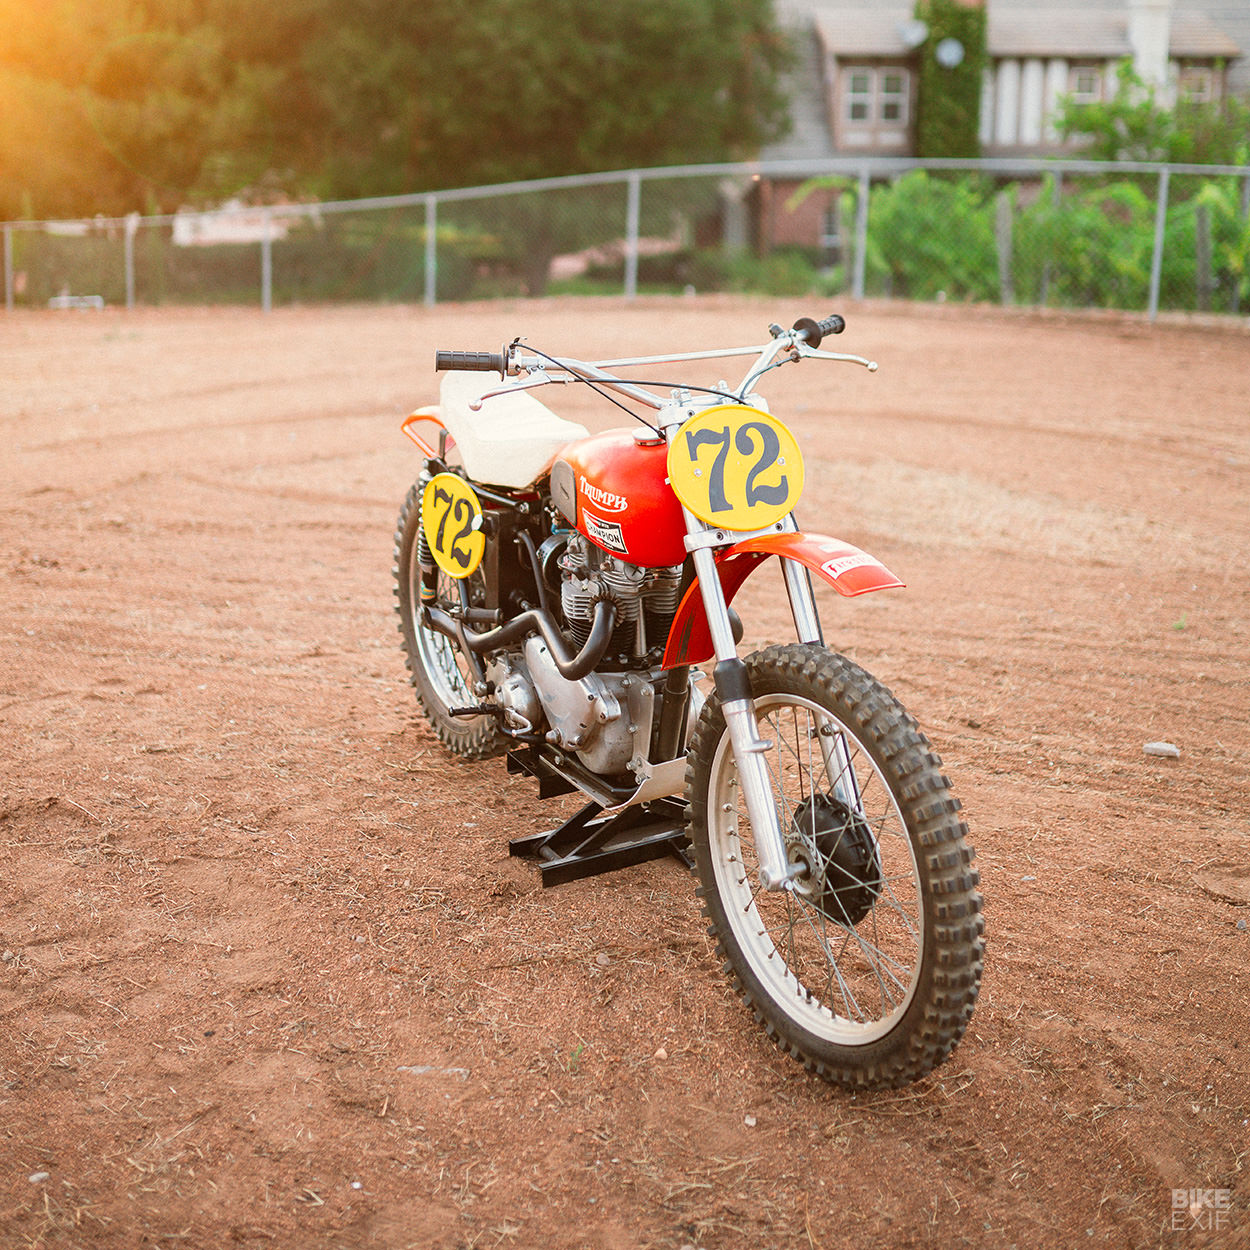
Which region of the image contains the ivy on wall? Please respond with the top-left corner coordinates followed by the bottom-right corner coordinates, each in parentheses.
top-left (914, 0), bottom-right (988, 158)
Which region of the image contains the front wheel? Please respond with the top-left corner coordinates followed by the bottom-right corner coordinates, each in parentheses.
top-left (686, 644), bottom-right (983, 1089)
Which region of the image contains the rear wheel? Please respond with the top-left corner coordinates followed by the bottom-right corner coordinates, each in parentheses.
top-left (393, 481), bottom-right (506, 759)
top-left (686, 644), bottom-right (983, 1088)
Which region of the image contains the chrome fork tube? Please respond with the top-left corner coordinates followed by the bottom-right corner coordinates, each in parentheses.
top-left (780, 550), bottom-right (845, 787)
top-left (689, 543), bottom-right (797, 893)
top-left (782, 556), bottom-right (822, 645)
top-left (780, 550), bottom-right (862, 811)
top-left (778, 550), bottom-right (867, 817)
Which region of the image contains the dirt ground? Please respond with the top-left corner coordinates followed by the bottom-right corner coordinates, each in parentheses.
top-left (1, 296), bottom-right (1247, 1250)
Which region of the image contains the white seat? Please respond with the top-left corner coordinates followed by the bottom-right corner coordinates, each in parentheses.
top-left (438, 371), bottom-right (588, 489)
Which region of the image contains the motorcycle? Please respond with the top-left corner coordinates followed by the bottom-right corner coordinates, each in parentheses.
top-left (392, 313), bottom-right (983, 1089)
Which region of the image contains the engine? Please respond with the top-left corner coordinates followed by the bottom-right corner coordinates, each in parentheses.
top-left (486, 532), bottom-right (686, 778)
top-left (557, 533), bottom-right (683, 667)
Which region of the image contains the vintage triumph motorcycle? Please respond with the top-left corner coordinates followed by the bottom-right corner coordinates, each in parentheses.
top-left (392, 314), bottom-right (983, 1089)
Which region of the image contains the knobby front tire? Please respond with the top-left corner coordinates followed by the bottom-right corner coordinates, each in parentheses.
top-left (686, 644), bottom-right (983, 1089)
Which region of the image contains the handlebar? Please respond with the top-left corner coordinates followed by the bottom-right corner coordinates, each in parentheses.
top-left (434, 349), bottom-right (508, 375)
top-left (789, 314), bottom-right (844, 348)
top-left (433, 313), bottom-right (875, 416)
top-left (435, 313), bottom-right (848, 376)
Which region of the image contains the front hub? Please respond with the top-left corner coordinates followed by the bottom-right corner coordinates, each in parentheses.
top-left (788, 793), bottom-right (883, 927)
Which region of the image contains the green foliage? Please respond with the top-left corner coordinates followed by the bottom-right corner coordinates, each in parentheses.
top-left (793, 166), bottom-right (1249, 313)
top-left (914, 0), bottom-right (986, 158)
top-left (1156, 177), bottom-right (1250, 310)
top-left (0, 0), bottom-right (307, 217)
top-left (1018, 176), bottom-right (1155, 308)
top-left (1057, 61), bottom-right (1250, 165)
top-left (686, 246), bottom-right (823, 296)
top-left (549, 244), bottom-right (825, 297)
top-left (863, 170), bottom-right (998, 299)
top-left (1194, 181), bottom-right (1250, 307)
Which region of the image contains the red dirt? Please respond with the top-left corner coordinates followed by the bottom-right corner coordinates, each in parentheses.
top-left (1, 297), bottom-right (1247, 1249)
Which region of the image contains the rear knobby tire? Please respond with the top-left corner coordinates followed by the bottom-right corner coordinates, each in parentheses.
top-left (393, 482), bottom-right (506, 759)
top-left (686, 643), bottom-right (983, 1089)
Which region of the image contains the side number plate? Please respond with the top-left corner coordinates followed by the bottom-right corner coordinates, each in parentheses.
top-left (667, 405), bottom-right (804, 530)
top-left (422, 473), bottom-right (485, 579)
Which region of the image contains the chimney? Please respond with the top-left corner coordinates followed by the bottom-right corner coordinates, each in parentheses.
top-left (1128, 0), bottom-right (1172, 89)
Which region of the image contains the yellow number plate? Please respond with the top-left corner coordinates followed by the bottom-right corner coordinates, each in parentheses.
top-left (422, 473), bottom-right (486, 579)
top-left (667, 405), bottom-right (804, 530)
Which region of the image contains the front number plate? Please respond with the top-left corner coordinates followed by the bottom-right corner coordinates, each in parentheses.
top-left (667, 405), bottom-right (804, 530)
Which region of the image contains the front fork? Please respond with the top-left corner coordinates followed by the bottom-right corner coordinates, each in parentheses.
top-left (691, 534), bottom-right (856, 893)
top-left (689, 540), bottom-right (804, 892)
top-left (780, 553), bottom-right (861, 811)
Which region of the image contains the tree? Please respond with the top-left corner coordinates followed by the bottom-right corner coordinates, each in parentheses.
top-left (0, 0), bottom-right (791, 219)
top-left (0, 0), bottom-right (136, 218)
top-left (0, 0), bottom-right (308, 218)
top-left (292, 0), bottom-right (790, 196)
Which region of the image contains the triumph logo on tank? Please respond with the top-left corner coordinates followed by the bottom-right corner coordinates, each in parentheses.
top-left (582, 512), bottom-right (628, 554)
top-left (578, 476), bottom-right (628, 513)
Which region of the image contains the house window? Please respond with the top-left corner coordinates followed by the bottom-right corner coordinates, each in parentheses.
top-left (1178, 66), bottom-right (1215, 102)
top-left (820, 204), bottom-right (841, 265)
top-left (847, 71), bottom-right (873, 122)
top-left (843, 67), bottom-right (911, 126)
top-left (881, 72), bottom-right (907, 122)
top-left (1069, 65), bottom-right (1102, 103)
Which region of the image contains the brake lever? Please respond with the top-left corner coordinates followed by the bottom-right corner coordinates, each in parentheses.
top-left (467, 370), bottom-right (562, 410)
top-left (796, 344), bottom-right (879, 371)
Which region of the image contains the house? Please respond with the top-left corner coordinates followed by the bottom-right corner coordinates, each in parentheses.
top-left (752, 0), bottom-right (1244, 254)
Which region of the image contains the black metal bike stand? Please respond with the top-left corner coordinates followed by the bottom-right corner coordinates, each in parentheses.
top-left (508, 795), bottom-right (692, 888)
top-left (505, 746), bottom-right (691, 886)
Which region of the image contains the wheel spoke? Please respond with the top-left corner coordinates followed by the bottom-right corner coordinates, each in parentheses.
top-left (788, 895), bottom-right (873, 1020)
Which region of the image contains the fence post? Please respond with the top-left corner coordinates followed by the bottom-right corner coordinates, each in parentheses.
top-left (1236, 173), bottom-right (1250, 315)
top-left (624, 172), bottom-right (641, 300)
top-left (424, 195), bottom-right (437, 307)
top-left (852, 165), bottom-right (870, 300)
top-left (261, 207), bottom-right (273, 313)
top-left (996, 189), bottom-right (1014, 305)
top-left (3, 225), bottom-right (12, 312)
top-left (1040, 172), bottom-right (1062, 305)
top-left (1148, 167), bottom-right (1169, 322)
top-left (124, 213), bottom-right (139, 309)
top-left (1195, 201), bottom-right (1213, 311)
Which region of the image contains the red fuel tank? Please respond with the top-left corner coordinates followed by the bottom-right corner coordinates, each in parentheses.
top-left (552, 429), bottom-right (687, 568)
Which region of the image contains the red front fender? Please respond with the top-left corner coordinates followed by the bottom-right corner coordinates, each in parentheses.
top-left (661, 532), bottom-right (904, 669)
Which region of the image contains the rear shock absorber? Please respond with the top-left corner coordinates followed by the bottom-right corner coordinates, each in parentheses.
top-left (416, 468), bottom-right (438, 604)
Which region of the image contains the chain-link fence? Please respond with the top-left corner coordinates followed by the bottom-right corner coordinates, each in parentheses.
top-left (4, 159), bottom-right (1248, 319)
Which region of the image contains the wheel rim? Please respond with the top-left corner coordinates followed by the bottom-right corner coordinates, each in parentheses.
top-left (410, 564), bottom-right (475, 711)
top-left (706, 692), bottom-right (924, 1046)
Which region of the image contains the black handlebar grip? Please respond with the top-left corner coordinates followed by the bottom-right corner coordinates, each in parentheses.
top-left (434, 349), bottom-right (507, 374)
top-left (791, 314), bottom-right (846, 349)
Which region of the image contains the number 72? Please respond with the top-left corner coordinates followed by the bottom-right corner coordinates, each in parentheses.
top-left (669, 407), bottom-right (803, 529)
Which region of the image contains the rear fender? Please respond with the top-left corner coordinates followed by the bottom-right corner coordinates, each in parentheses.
top-left (661, 532), bottom-right (904, 669)
top-left (401, 406), bottom-right (456, 460)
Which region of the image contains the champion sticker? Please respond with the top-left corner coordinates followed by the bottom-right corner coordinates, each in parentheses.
top-left (583, 512), bottom-right (628, 555)
top-left (821, 553), bottom-right (876, 580)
